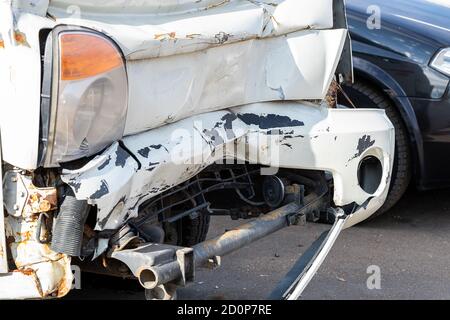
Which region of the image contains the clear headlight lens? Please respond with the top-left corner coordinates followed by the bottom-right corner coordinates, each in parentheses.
top-left (47, 31), bottom-right (128, 165)
top-left (430, 48), bottom-right (450, 77)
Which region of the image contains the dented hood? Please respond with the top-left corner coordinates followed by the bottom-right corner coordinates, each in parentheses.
top-left (47, 0), bottom-right (337, 60)
top-left (13, 0), bottom-right (350, 135)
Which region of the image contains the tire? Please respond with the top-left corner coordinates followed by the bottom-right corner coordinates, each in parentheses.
top-left (179, 211), bottom-right (210, 246)
top-left (340, 80), bottom-right (412, 218)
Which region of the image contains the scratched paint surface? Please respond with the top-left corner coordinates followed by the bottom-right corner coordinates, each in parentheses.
top-left (47, 0), bottom-right (335, 60)
top-left (61, 102), bottom-right (394, 232)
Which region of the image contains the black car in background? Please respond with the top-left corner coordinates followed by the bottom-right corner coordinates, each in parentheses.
top-left (342, 0), bottom-right (450, 217)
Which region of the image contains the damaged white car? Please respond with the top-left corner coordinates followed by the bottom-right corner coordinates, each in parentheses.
top-left (0, 0), bottom-right (395, 300)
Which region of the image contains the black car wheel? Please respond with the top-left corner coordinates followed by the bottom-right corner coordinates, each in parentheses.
top-left (163, 209), bottom-right (210, 247)
top-left (340, 80), bottom-right (412, 218)
top-left (179, 210), bottom-right (210, 246)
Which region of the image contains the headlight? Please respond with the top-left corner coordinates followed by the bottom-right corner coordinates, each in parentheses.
top-left (430, 48), bottom-right (450, 77)
top-left (43, 27), bottom-right (128, 166)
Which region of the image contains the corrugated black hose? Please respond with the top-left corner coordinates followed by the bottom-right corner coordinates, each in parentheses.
top-left (51, 188), bottom-right (89, 257)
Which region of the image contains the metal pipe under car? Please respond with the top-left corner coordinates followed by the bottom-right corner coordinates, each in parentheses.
top-left (111, 189), bottom-right (348, 300)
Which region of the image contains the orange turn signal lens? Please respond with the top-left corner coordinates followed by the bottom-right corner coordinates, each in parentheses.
top-left (60, 33), bottom-right (123, 81)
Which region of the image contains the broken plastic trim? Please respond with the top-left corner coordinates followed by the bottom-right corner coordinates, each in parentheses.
top-left (38, 30), bottom-right (53, 167)
top-left (269, 209), bottom-right (348, 300)
top-left (333, 0), bottom-right (348, 29)
top-left (332, 0), bottom-right (353, 85)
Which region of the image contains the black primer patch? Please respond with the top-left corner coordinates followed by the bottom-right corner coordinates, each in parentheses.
top-left (146, 162), bottom-right (160, 171)
top-left (115, 148), bottom-right (130, 168)
top-left (68, 180), bottom-right (82, 193)
top-left (356, 135), bottom-right (376, 157)
top-left (237, 113), bottom-right (304, 129)
top-left (138, 147), bottom-right (150, 158)
top-left (220, 113), bottom-right (238, 130)
top-left (91, 180), bottom-right (110, 199)
top-left (348, 135), bottom-right (376, 163)
top-left (215, 31), bottom-right (230, 44)
top-left (98, 155), bottom-right (112, 171)
top-left (137, 144), bottom-right (168, 158)
top-left (284, 134), bottom-right (305, 139)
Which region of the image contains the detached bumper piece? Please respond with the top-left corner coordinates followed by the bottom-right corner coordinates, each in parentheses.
top-left (269, 210), bottom-right (348, 300)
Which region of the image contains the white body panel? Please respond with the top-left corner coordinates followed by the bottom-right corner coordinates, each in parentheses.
top-left (124, 29), bottom-right (347, 134)
top-left (47, 0), bottom-right (347, 135)
top-left (0, 6), bottom-right (53, 169)
top-left (0, 0), bottom-right (347, 169)
top-left (61, 103), bottom-right (395, 231)
top-left (47, 0), bottom-right (335, 60)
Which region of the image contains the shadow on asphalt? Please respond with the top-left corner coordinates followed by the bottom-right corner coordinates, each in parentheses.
top-left (65, 187), bottom-right (450, 300)
top-left (358, 187), bottom-right (450, 230)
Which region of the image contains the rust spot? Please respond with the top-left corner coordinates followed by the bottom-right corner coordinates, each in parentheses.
top-left (154, 32), bottom-right (176, 41)
top-left (205, 0), bottom-right (230, 10)
top-left (17, 230), bottom-right (32, 242)
top-left (102, 256), bottom-right (109, 268)
top-left (326, 79), bottom-right (338, 108)
top-left (15, 268), bottom-right (44, 297)
top-left (25, 187), bottom-right (57, 214)
top-left (56, 273), bottom-right (71, 297)
top-left (39, 200), bottom-right (51, 212)
top-left (186, 33), bottom-right (202, 39)
top-left (16, 268), bottom-right (34, 276)
top-left (30, 193), bottom-right (40, 202)
top-left (41, 243), bottom-right (63, 259)
top-left (0, 40), bottom-right (4, 49)
top-left (13, 30), bottom-right (30, 47)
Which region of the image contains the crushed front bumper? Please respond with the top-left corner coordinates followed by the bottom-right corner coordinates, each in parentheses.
top-left (61, 101), bottom-right (395, 231)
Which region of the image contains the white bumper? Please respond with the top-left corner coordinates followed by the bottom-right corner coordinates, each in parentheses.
top-left (61, 102), bottom-right (395, 231)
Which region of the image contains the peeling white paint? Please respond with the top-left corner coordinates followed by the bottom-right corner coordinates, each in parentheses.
top-left (0, 4), bottom-right (54, 170)
top-left (124, 29), bottom-right (348, 134)
top-left (62, 102), bottom-right (394, 231)
top-left (46, 0), bottom-right (335, 54)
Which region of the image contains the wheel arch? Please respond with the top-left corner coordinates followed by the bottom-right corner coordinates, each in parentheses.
top-left (351, 56), bottom-right (425, 188)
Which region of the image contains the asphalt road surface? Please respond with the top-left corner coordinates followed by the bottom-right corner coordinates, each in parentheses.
top-left (66, 187), bottom-right (450, 300)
